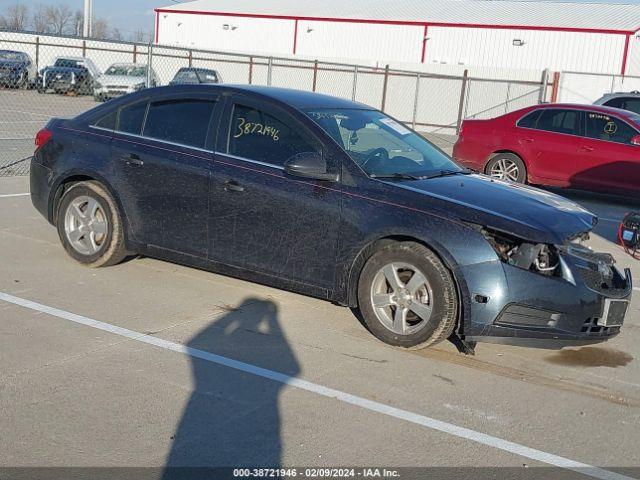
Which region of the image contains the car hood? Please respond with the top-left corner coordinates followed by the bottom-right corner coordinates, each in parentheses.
top-left (98, 75), bottom-right (146, 86)
top-left (386, 174), bottom-right (596, 244)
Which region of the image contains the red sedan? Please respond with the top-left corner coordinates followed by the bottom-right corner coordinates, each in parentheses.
top-left (453, 103), bottom-right (640, 196)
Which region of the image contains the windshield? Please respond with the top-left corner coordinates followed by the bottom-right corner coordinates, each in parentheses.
top-left (306, 109), bottom-right (461, 178)
top-left (105, 65), bottom-right (147, 77)
top-left (0, 51), bottom-right (23, 61)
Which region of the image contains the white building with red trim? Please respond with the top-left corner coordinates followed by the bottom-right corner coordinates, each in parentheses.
top-left (155, 0), bottom-right (640, 75)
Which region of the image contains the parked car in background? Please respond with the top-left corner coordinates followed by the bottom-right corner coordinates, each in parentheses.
top-left (93, 63), bottom-right (158, 102)
top-left (29, 85), bottom-right (631, 350)
top-left (594, 91), bottom-right (640, 115)
top-left (37, 57), bottom-right (101, 96)
top-left (169, 67), bottom-right (222, 85)
top-left (453, 103), bottom-right (640, 197)
top-left (0, 50), bottom-right (36, 89)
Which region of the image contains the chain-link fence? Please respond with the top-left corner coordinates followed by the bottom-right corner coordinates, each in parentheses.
top-left (0, 30), bottom-right (553, 176)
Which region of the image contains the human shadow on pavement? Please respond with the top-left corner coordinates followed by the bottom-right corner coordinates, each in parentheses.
top-left (162, 298), bottom-right (299, 479)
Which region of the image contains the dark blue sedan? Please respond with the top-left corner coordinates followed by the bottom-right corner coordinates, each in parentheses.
top-left (30, 85), bottom-right (632, 350)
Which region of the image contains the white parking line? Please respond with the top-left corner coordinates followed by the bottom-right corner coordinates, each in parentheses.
top-left (0, 291), bottom-right (633, 480)
top-left (0, 193), bottom-right (30, 198)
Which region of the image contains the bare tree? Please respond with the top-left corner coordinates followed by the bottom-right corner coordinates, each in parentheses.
top-left (73, 10), bottom-right (83, 37)
top-left (92, 18), bottom-right (109, 39)
top-left (111, 28), bottom-right (123, 41)
top-left (132, 29), bottom-right (147, 43)
top-left (6, 4), bottom-right (29, 31)
top-left (32, 4), bottom-right (49, 33)
top-left (0, 15), bottom-right (7, 30)
top-left (45, 5), bottom-right (73, 35)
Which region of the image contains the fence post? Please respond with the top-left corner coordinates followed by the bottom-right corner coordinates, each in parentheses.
top-left (312, 60), bottom-right (318, 92)
top-left (35, 37), bottom-right (40, 71)
top-left (267, 57), bottom-right (273, 86)
top-left (133, 44), bottom-right (137, 64)
top-left (147, 43), bottom-right (153, 88)
top-left (411, 73), bottom-right (421, 129)
top-left (610, 74), bottom-right (616, 93)
top-left (188, 50), bottom-right (192, 68)
top-left (82, 40), bottom-right (87, 57)
top-left (456, 69), bottom-right (469, 135)
top-left (504, 83), bottom-right (511, 114)
top-left (381, 64), bottom-right (390, 111)
top-left (351, 65), bottom-right (358, 101)
top-left (248, 56), bottom-right (253, 84)
top-left (539, 69), bottom-right (549, 103)
top-left (550, 71), bottom-right (561, 102)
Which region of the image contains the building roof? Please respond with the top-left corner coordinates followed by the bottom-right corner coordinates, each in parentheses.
top-left (157, 0), bottom-right (640, 33)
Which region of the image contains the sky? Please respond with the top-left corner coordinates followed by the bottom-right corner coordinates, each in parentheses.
top-left (3, 0), bottom-right (640, 38)
top-left (0, 0), bottom-right (192, 38)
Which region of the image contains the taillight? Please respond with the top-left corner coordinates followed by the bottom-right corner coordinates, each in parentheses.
top-left (35, 129), bottom-right (52, 149)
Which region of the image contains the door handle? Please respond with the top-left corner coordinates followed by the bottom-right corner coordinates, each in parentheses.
top-left (120, 153), bottom-right (144, 166)
top-left (519, 138), bottom-right (535, 144)
top-left (580, 146), bottom-right (595, 152)
top-left (223, 180), bottom-right (244, 192)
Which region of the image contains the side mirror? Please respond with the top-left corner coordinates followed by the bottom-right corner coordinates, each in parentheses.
top-left (284, 152), bottom-right (338, 182)
top-left (631, 135), bottom-right (640, 146)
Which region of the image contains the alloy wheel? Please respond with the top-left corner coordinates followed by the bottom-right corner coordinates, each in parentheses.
top-left (63, 195), bottom-right (109, 255)
top-left (370, 262), bottom-right (434, 335)
top-left (490, 158), bottom-right (520, 182)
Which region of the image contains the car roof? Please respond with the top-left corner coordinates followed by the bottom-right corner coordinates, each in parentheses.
top-left (109, 63), bottom-right (147, 67)
top-left (55, 56), bottom-right (88, 62)
top-left (178, 67), bottom-right (218, 73)
top-left (226, 84), bottom-right (371, 109)
top-left (149, 84), bottom-right (373, 110)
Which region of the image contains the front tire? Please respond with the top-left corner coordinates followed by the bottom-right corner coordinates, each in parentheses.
top-left (357, 242), bottom-right (458, 349)
top-left (485, 153), bottom-right (527, 183)
top-left (56, 181), bottom-right (128, 267)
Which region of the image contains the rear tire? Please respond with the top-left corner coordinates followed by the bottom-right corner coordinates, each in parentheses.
top-left (485, 153), bottom-right (527, 183)
top-left (357, 241), bottom-right (458, 349)
top-left (56, 181), bottom-right (128, 267)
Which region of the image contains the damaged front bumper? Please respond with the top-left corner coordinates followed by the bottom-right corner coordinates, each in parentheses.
top-left (461, 238), bottom-right (632, 349)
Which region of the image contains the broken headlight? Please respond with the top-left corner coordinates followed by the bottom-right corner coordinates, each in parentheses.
top-left (481, 228), bottom-right (560, 277)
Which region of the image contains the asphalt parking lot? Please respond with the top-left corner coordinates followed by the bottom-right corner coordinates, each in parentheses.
top-left (1, 170), bottom-right (640, 479)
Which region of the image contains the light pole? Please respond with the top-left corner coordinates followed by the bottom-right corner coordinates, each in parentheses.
top-left (83, 0), bottom-right (92, 37)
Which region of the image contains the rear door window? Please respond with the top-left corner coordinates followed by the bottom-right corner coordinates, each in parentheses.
top-left (117, 101), bottom-right (148, 135)
top-left (535, 109), bottom-right (580, 136)
top-left (142, 99), bottom-right (216, 148)
top-left (585, 111), bottom-right (638, 145)
top-left (227, 104), bottom-right (319, 166)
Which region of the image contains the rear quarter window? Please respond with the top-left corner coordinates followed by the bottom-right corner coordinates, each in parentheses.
top-left (117, 101), bottom-right (148, 135)
top-left (516, 110), bottom-right (542, 128)
top-left (94, 111), bottom-right (117, 130)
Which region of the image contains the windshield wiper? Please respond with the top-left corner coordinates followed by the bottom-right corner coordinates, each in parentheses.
top-left (423, 169), bottom-right (472, 179)
top-left (370, 172), bottom-right (421, 181)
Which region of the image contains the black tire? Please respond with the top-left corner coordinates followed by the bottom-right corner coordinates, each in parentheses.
top-left (357, 241), bottom-right (458, 349)
top-left (56, 181), bottom-right (129, 267)
top-left (485, 153), bottom-right (527, 184)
